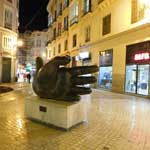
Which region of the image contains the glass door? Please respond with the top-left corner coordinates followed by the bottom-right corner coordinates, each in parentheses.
top-left (125, 65), bottom-right (137, 93)
top-left (137, 65), bottom-right (149, 96)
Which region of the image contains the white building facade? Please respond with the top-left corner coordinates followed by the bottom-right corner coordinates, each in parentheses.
top-left (18, 30), bottom-right (48, 71)
top-left (0, 0), bottom-right (19, 82)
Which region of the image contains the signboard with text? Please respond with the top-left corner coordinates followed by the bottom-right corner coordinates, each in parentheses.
top-left (126, 41), bottom-right (150, 64)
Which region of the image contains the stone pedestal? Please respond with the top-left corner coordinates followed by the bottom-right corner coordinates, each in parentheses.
top-left (25, 96), bottom-right (87, 129)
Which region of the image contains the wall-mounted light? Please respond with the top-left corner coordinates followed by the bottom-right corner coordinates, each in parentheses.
top-left (17, 39), bottom-right (24, 47)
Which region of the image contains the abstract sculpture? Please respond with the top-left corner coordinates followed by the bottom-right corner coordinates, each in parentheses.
top-left (32, 56), bottom-right (98, 102)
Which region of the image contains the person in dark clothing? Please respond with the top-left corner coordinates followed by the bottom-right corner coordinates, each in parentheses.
top-left (27, 72), bottom-right (31, 83)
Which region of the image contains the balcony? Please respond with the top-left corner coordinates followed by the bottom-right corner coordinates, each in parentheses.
top-left (70, 16), bottom-right (78, 26)
top-left (82, 7), bottom-right (92, 17)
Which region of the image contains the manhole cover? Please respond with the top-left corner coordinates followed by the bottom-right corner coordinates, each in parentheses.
top-left (0, 86), bottom-right (13, 94)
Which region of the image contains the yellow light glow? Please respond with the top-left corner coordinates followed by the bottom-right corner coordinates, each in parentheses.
top-left (140, 0), bottom-right (150, 6)
top-left (17, 39), bottom-right (24, 47)
top-left (139, 0), bottom-right (150, 22)
top-left (42, 52), bottom-right (46, 57)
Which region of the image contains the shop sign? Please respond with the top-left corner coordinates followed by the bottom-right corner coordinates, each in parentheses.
top-left (126, 41), bottom-right (150, 64)
top-left (79, 51), bottom-right (91, 60)
top-left (134, 52), bottom-right (150, 61)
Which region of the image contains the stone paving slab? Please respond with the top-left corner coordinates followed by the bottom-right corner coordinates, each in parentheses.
top-left (0, 83), bottom-right (150, 150)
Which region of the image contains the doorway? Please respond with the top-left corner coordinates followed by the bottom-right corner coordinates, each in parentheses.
top-left (2, 57), bottom-right (11, 83)
top-left (125, 64), bottom-right (149, 96)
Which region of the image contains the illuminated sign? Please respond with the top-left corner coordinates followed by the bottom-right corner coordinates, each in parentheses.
top-left (134, 52), bottom-right (150, 61)
top-left (79, 52), bottom-right (90, 60)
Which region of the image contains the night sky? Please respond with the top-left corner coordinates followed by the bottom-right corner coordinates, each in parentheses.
top-left (19, 0), bottom-right (49, 33)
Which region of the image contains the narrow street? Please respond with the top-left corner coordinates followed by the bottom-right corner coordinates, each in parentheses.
top-left (0, 83), bottom-right (150, 150)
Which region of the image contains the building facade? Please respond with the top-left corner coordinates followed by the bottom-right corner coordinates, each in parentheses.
top-left (0, 0), bottom-right (19, 82)
top-left (30, 30), bottom-right (48, 64)
top-left (47, 0), bottom-right (150, 98)
top-left (18, 30), bottom-right (48, 71)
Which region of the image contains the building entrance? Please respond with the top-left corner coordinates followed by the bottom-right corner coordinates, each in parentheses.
top-left (125, 64), bottom-right (149, 96)
top-left (126, 41), bottom-right (150, 97)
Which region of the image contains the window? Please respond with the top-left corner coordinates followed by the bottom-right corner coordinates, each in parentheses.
top-left (64, 16), bottom-right (68, 31)
top-left (69, 2), bottom-right (79, 26)
top-left (54, 10), bottom-right (57, 21)
top-left (73, 34), bottom-right (77, 47)
top-left (4, 8), bottom-right (13, 30)
top-left (85, 26), bottom-right (91, 42)
top-left (58, 3), bottom-right (62, 16)
top-left (131, 0), bottom-right (144, 23)
top-left (102, 14), bottom-right (111, 35)
top-left (36, 39), bottom-right (41, 47)
top-left (53, 47), bottom-right (55, 56)
top-left (57, 23), bottom-right (61, 36)
top-left (49, 51), bottom-right (51, 58)
top-left (64, 40), bottom-right (68, 51)
top-left (2, 36), bottom-right (13, 50)
top-left (58, 44), bottom-right (61, 53)
top-left (64, 0), bottom-right (69, 9)
top-left (48, 15), bottom-right (53, 26)
top-left (84, 0), bottom-right (91, 14)
top-left (53, 28), bottom-right (56, 40)
top-left (99, 49), bottom-right (113, 90)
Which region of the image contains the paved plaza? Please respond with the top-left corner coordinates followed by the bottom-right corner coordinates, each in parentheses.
top-left (0, 83), bottom-right (150, 150)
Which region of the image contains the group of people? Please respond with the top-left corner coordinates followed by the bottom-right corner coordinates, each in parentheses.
top-left (17, 68), bottom-right (32, 83)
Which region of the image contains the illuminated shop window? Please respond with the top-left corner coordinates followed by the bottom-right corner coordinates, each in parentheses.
top-left (99, 49), bottom-right (113, 90)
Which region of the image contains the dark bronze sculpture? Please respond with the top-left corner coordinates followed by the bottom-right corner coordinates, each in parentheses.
top-left (32, 56), bottom-right (98, 102)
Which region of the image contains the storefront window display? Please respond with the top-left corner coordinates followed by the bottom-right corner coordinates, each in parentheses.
top-left (126, 41), bottom-right (150, 96)
top-left (99, 49), bottom-right (113, 90)
top-left (125, 65), bottom-right (137, 93)
top-left (99, 66), bottom-right (112, 89)
top-left (125, 64), bottom-right (149, 96)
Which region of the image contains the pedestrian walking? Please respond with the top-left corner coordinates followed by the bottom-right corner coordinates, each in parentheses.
top-left (27, 72), bottom-right (31, 83)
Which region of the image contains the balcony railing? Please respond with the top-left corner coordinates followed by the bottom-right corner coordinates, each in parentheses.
top-left (82, 8), bottom-right (92, 16)
top-left (70, 16), bottom-right (78, 26)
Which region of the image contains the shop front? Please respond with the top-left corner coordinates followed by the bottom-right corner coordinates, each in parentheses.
top-left (125, 41), bottom-right (150, 97)
top-left (98, 49), bottom-right (113, 90)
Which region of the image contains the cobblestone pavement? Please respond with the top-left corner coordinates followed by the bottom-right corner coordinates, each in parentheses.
top-left (0, 83), bottom-right (150, 150)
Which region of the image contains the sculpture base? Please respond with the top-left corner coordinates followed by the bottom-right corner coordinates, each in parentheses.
top-left (25, 96), bottom-right (87, 130)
